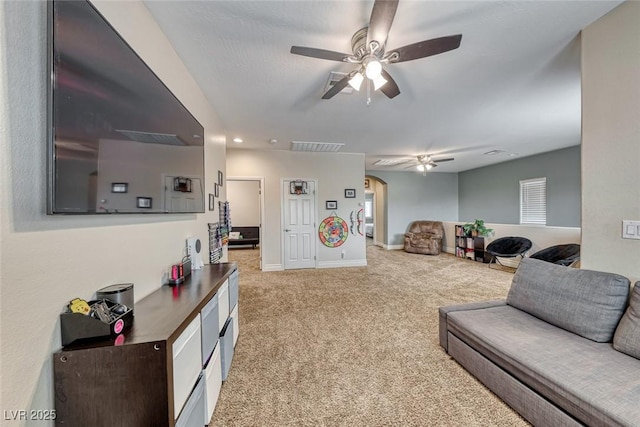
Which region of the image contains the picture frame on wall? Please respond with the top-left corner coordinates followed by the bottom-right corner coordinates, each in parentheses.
top-left (111, 183), bottom-right (128, 193)
top-left (326, 200), bottom-right (337, 210)
top-left (209, 194), bottom-right (215, 211)
top-left (214, 183), bottom-right (219, 197)
top-left (136, 197), bottom-right (152, 209)
top-left (344, 189), bottom-right (356, 198)
top-left (218, 170), bottom-right (223, 186)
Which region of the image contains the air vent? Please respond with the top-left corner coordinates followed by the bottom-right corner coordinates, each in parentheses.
top-left (373, 158), bottom-right (411, 166)
top-left (483, 149), bottom-right (505, 156)
top-left (116, 130), bottom-right (185, 146)
top-left (324, 72), bottom-right (354, 95)
top-left (291, 141), bottom-right (344, 152)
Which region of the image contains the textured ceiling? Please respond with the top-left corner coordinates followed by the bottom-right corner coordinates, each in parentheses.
top-left (143, 0), bottom-right (622, 173)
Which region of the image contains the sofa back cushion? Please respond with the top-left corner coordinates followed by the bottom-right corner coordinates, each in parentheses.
top-left (613, 282), bottom-right (640, 359)
top-left (507, 258), bottom-right (630, 342)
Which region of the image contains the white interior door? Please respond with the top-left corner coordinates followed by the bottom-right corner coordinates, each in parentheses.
top-left (283, 180), bottom-right (316, 270)
top-left (163, 175), bottom-right (203, 212)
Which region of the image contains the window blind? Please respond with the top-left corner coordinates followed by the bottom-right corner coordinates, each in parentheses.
top-left (520, 177), bottom-right (546, 225)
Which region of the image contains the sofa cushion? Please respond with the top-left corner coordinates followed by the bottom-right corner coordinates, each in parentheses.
top-left (613, 282), bottom-right (640, 359)
top-left (447, 305), bottom-right (640, 427)
top-left (506, 258), bottom-right (630, 342)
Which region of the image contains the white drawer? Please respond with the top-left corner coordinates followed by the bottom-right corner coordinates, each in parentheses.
top-left (201, 295), bottom-right (219, 364)
top-left (173, 314), bottom-right (202, 419)
top-left (204, 342), bottom-right (222, 422)
top-left (231, 303), bottom-right (239, 348)
top-left (217, 279), bottom-right (229, 334)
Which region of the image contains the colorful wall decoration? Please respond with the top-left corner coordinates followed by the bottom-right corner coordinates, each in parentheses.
top-left (318, 213), bottom-right (348, 248)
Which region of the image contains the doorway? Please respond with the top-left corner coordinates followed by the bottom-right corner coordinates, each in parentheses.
top-left (227, 177), bottom-right (264, 271)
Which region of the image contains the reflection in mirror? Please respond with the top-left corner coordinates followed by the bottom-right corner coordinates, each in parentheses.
top-left (49, 0), bottom-right (205, 214)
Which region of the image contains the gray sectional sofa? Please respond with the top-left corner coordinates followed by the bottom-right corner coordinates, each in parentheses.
top-left (439, 258), bottom-right (640, 426)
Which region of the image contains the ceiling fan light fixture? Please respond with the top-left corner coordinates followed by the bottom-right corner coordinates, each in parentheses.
top-left (365, 59), bottom-right (382, 79)
top-left (372, 74), bottom-right (387, 90)
top-left (416, 164), bottom-right (425, 172)
top-left (348, 72), bottom-right (364, 91)
top-left (426, 163), bottom-right (433, 170)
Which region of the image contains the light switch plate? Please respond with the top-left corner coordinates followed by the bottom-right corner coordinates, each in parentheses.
top-left (622, 220), bottom-right (640, 240)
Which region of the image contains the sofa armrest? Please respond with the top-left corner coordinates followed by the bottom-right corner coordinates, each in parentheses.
top-left (438, 300), bottom-right (506, 352)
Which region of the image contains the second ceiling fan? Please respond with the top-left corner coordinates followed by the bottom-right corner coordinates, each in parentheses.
top-left (290, 0), bottom-right (462, 100)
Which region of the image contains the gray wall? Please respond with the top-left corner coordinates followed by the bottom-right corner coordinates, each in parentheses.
top-left (365, 171), bottom-right (458, 246)
top-left (458, 146), bottom-right (581, 227)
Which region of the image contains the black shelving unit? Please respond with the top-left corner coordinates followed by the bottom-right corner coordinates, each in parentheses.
top-left (454, 225), bottom-right (488, 263)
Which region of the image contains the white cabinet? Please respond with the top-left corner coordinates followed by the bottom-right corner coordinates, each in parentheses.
top-left (204, 342), bottom-right (222, 422)
top-left (172, 314), bottom-right (202, 419)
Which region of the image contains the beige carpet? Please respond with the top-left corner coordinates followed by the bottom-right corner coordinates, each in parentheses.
top-left (212, 245), bottom-right (529, 426)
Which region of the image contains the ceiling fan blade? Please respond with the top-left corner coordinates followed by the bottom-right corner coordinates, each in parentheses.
top-left (322, 74), bottom-right (351, 99)
top-left (387, 34), bottom-right (462, 63)
top-left (366, 0), bottom-right (399, 51)
top-left (379, 69), bottom-right (400, 99)
top-left (290, 46), bottom-right (351, 62)
top-left (432, 157), bottom-right (454, 163)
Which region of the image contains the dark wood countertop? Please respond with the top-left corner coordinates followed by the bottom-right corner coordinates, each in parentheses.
top-left (58, 263), bottom-right (237, 352)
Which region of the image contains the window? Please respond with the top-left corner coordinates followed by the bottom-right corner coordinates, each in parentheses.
top-left (364, 200), bottom-right (373, 219)
top-left (520, 177), bottom-right (546, 225)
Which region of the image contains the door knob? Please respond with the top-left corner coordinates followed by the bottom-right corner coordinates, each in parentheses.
top-left (284, 229), bottom-right (291, 232)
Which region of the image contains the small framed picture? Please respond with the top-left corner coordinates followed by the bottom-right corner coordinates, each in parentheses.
top-left (218, 170), bottom-right (223, 186)
top-left (326, 200), bottom-right (337, 210)
top-left (136, 197), bottom-right (152, 209)
top-left (214, 183), bottom-right (220, 197)
top-left (209, 194), bottom-right (215, 211)
top-left (345, 189), bottom-right (356, 198)
top-left (364, 179), bottom-right (370, 189)
top-left (111, 183), bottom-right (128, 193)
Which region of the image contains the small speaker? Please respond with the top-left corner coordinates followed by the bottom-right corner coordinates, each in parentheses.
top-left (186, 237), bottom-right (204, 270)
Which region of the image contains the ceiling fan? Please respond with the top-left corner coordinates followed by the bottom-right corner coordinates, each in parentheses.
top-left (413, 154), bottom-right (454, 173)
top-left (290, 0), bottom-right (462, 100)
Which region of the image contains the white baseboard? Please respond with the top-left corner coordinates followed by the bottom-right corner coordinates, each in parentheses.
top-left (263, 264), bottom-right (284, 272)
top-left (383, 244), bottom-right (404, 250)
top-left (317, 259), bottom-right (367, 268)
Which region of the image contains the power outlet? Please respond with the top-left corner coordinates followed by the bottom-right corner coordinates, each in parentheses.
top-left (622, 220), bottom-right (640, 240)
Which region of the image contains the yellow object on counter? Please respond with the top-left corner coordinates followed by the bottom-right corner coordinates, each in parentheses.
top-left (69, 298), bottom-right (91, 315)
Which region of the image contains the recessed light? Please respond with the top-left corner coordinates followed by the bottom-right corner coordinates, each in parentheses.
top-left (509, 153), bottom-right (519, 157)
top-left (269, 139), bottom-right (278, 144)
top-left (232, 137), bottom-right (243, 144)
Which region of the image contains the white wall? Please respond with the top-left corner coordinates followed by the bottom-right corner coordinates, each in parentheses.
top-left (226, 149), bottom-right (366, 270)
top-left (227, 180), bottom-right (261, 226)
top-left (0, 1), bottom-right (226, 422)
top-left (581, 1), bottom-right (640, 282)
